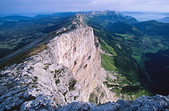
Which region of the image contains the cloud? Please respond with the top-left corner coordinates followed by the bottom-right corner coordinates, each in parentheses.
top-left (0, 0), bottom-right (169, 14)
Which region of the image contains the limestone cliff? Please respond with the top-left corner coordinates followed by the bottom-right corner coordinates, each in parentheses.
top-left (0, 15), bottom-right (114, 110)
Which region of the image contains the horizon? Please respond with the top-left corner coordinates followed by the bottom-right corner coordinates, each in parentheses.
top-left (1, 10), bottom-right (169, 18)
top-left (0, 0), bottom-right (169, 16)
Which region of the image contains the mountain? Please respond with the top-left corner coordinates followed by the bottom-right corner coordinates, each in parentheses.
top-left (85, 11), bottom-right (138, 30)
top-left (86, 11), bottom-right (169, 97)
top-left (158, 17), bottom-right (169, 23)
top-left (134, 20), bottom-right (169, 36)
top-left (86, 12), bottom-right (149, 100)
top-left (121, 12), bottom-right (169, 21)
top-left (105, 22), bottom-right (141, 35)
top-left (0, 11), bottom-right (169, 110)
top-left (133, 20), bottom-right (169, 95)
top-left (0, 15), bottom-right (115, 110)
top-left (0, 13), bottom-right (75, 59)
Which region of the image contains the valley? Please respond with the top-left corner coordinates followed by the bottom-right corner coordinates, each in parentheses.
top-left (85, 11), bottom-right (169, 98)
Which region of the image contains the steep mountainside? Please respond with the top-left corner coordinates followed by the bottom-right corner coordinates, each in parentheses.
top-left (86, 11), bottom-right (150, 100)
top-left (0, 15), bottom-right (114, 110)
top-left (86, 11), bottom-right (169, 99)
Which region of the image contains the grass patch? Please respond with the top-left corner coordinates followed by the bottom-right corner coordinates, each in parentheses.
top-left (55, 79), bottom-right (60, 85)
top-left (104, 73), bottom-right (151, 100)
top-left (55, 68), bottom-right (65, 75)
top-left (68, 79), bottom-right (77, 91)
top-left (43, 65), bottom-right (49, 70)
top-left (89, 93), bottom-right (98, 104)
top-left (0, 44), bottom-right (48, 69)
top-left (101, 53), bottom-right (117, 71)
top-left (32, 76), bottom-right (38, 83)
top-left (27, 44), bottom-right (48, 57)
top-left (100, 39), bottom-right (117, 56)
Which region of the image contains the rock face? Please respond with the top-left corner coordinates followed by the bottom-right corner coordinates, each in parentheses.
top-left (0, 15), bottom-right (113, 110)
top-left (50, 19), bottom-right (101, 102)
top-left (57, 95), bottom-right (169, 111)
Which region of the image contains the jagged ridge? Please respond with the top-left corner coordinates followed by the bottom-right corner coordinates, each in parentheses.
top-left (0, 15), bottom-right (113, 110)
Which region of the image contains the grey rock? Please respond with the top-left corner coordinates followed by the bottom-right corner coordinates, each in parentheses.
top-left (93, 102), bottom-right (121, 111)
top-left (0, 15), bottom-right (102, 110)
top-left (57, 95), bottom-right (169, 111)
top-left (137, 105), bottom-right (157, 111)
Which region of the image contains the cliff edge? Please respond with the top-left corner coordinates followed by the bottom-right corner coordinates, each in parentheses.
top-left (0, 15), bottom-right (114, 110)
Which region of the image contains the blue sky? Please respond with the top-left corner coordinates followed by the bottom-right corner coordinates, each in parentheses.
top-left (0, 0), bottom-right (169, 15)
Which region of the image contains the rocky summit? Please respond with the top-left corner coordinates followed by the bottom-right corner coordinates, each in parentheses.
top-left (57, 95), bottom-right (169, 111)
top-left (0, 15), bottom-right (169, 111)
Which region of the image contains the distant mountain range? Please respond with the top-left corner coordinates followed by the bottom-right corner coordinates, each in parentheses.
top-left (121, 12), bottom-right (169, 21)
top-left (158, 17), bottom-right (169, 23)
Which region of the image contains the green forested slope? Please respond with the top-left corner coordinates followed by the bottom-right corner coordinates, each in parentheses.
top-left (86, 11), bottom-right (169, 99)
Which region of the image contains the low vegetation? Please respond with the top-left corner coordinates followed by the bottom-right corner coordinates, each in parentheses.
top-left (0, 44), bottom-right (48, 69)
top-left (68, 79), bottom-right (77, 91)
top-left (0, 14), bottom-right (73, 59)
top-left (101, 54), bottom-right (117, 71)
top-left (89, 93), bottom-right (98, 104)
top-left (86, 13), bottom-right (169, 99)
top-left (55, 79), bottom-right (60, 85)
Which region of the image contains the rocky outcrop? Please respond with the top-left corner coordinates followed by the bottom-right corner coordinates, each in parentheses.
top-left (0, 15), bottom-right (114, 110)
top-left (57, 95), bottom-right (169, 111)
